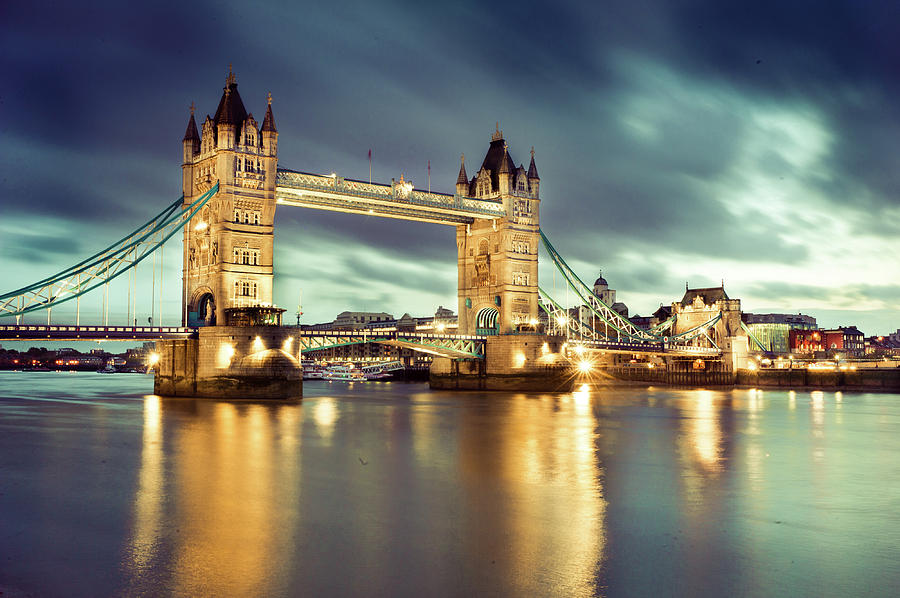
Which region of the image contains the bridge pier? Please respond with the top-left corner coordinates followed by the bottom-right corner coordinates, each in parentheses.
top-left (154, 325), bottom-right (302, 399)
top-left (430, 334), bottom-right (574, 391)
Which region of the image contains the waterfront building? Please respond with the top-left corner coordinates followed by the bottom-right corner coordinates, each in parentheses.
top-left (332, 311), bottom-right (395, 329)
top-left (672, 285), bottom-right (743, 349)
top-left (630, 306), bottom-right (673, 331)
top-left (791, 326), bottom-right (865, 357)
top-left (865, 335), bottom-right (900, 356)
top-left (591, 272), bottom-right (629, 317)
top-left (742, 312), bottom-right (817, 354)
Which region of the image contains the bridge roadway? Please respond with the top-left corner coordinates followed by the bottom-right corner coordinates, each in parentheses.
top-left (0, 325), bottom-right (488, 359)
top-left (0, 325), bottom-right (719, 358)
top-left (275, 169), bottom-right (505, 225)
top-left (0, 324), bottom-right (195, 342)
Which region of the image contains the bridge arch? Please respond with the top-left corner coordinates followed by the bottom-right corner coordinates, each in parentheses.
top-left (188, 286), bottom-right (216, 327)
top-left (475, 306), bottom-right (499, 336)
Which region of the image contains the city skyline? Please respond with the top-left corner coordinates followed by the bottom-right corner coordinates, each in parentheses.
top-left (2, 1), bottom-right (899, 334)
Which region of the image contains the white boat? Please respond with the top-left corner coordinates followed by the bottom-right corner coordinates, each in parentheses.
top-left (322, 364), bottom-right (367, 382)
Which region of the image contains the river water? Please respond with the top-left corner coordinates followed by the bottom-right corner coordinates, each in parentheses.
top-left (0, 371), bottom-right (898, 597)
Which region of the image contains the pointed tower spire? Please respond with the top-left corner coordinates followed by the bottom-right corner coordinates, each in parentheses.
top-left (261, 91), bottom-right (277, 132)
top-left (527, 146), bottom-right (540, 180)
top-left (183, 102), bottom-right (200, 142)
top-left (457, 153), bottom-right (468, 184)
top-left (498, 143), bottom-right (512, 174)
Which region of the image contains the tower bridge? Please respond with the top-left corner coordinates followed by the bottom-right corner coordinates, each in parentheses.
top-left (0, 69), bottom-right (749, 397)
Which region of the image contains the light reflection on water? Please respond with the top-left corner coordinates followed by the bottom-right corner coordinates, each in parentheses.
top-left (1, 372), bottom-right (899, 597)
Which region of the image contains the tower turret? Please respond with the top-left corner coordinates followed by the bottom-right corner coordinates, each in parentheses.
top-left (182, 103), bottom-right (200, 163)
top-left (527, 147), bottom-right (540, 198)
top-left (497, 143), bottom-right (514, 195)
top-left (214, 67), bottom-right (247, 151)
top-left (456, 154), bottom-right (468, 196)
top-left (261, 92), bottom-right (278, 157)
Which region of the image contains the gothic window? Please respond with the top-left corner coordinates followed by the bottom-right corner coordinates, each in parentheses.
top-left (252, 211), bottom-right (260, 225)
top-left (233, 209), bottom-right (241, 222)
top-left (234, 280), bottom-right (258, 299)
top-left (233, 248), bottom-right (260, 265)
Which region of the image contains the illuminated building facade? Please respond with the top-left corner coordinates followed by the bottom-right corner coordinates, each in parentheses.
top-left (790, 326), bottom-right (865, 357)
top-left (742, 312), bottom-right (817, 354)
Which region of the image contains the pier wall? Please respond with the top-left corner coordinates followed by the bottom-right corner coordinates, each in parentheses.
top-left (430, 334), bottom-right (573, 391)
top-left (154, 326), bottom-right (302, 399)
top-left (736, 367), bottom-right (900, 391)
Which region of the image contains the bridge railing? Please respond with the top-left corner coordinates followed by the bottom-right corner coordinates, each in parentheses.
top-left (276, 169), bottom-right (505, 218)
top-left (0, 324), bottom-right (196, 340)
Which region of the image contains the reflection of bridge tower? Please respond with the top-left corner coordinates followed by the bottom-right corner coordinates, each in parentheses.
top-left (456, 125), bottom-right (541, 335)
top-left (181, 68), bottom-right (278, 326)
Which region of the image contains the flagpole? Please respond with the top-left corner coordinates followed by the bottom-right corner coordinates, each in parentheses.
top-left (369, 148), bottom-right (372, 183)
top-left (427, 160), bottom-right (431, 192)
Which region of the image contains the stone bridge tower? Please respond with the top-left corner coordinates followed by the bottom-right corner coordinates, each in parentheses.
top-left (456, 125), bottom-right (541, 335)
top-left (180, 68), bottom-right (278, 326)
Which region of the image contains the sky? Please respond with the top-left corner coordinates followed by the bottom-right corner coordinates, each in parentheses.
top-left (1, 0), bottom-right (899, 338)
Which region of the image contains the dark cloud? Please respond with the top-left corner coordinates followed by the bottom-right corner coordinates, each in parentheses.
top-left (1, 233), bottom-right (81, 265)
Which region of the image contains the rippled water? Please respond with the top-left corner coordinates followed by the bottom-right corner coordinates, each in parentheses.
top-left (0, 371), bottom-right (898, 597)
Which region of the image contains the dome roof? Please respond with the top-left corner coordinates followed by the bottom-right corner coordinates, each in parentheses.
top-left (594, 276), bottom-right (608, 287)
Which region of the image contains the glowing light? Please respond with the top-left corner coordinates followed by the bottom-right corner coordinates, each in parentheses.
top-left (541, 342), bottom-right (549, 355)
top-left (314, 397), bottom-right (338, 440)
top-left (556, 315), bottom-right (568, 326)
top-left (193, 221), bottom-right (208, 232)
top-left (529, 318), bottom-right (538, 326)
top-left (574, 345), bottom-right (585, 357)
top-left (514, 352), bottom-right (526, 368)
top-left (147, 352), bottom-right (160, 366)
top-left (647, 363), bottom-right (655, 369)
top-left (573, 383), bottom-right (591, 406)
top-left (252, 336), bottom-right (265, 352)
top-left (747, 361), bottom-right (757, 371)
top-left (436, 323), bottom-right (445, 332)
top-left (282, 337), bottom-right (293, 352)
top-left (217, 343), bottom-right (235, 368)
top-left (578, 360), bottom-right (592, 373)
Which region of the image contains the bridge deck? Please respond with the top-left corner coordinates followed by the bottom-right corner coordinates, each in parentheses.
top-left (276, 169), bottom-right (505, 225)
top-left (0, 324), bottom-right (196, 341)
top-left (574, 339), bottom-right (721, 356)
top-left (299, 329), bottom-right (487, 359)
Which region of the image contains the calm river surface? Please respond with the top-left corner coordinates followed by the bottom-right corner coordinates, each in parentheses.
top-left (1, 371), bottom-right (898, 597)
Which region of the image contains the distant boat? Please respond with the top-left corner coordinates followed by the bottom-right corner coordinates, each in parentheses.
top-left (97, 362), bottom-right (117, 374)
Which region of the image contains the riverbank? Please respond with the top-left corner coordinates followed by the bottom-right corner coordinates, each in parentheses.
top-left (602, 365), bottom-right (900, 392)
